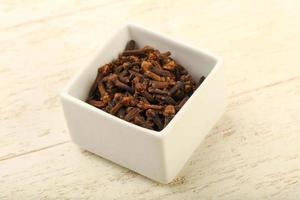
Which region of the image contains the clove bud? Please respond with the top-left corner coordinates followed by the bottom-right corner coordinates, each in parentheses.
top-left (86, 40), bottom-right (204, 131)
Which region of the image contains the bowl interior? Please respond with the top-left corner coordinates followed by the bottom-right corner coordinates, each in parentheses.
top-left (66, 24), bottom-right (218, 102)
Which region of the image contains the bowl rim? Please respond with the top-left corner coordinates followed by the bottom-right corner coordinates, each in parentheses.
top-left (60, 23), bottom-right (222, 138)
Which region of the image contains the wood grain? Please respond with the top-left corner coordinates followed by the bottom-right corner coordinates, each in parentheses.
top-left (1, 0), bottom-right (300, 199)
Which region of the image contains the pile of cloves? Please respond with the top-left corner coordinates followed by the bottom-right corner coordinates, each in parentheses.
top-left (87, 40), bottom-right (205, 131)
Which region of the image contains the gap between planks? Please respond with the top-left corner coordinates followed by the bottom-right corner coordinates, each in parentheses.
top-left (0, 141), bottom-right (70, 162)
top-left (229, 74), bottom-right (300, 98)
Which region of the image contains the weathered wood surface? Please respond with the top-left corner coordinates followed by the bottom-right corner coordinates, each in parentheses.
top-left (1, 0), bottom-right (300, 199)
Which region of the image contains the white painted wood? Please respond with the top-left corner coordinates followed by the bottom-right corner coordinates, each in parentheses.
top-left (1, 0), bottom-right (300, 199)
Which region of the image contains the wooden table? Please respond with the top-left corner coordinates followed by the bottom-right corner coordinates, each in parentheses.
top-left (1, 0), bottom-right (300, 199)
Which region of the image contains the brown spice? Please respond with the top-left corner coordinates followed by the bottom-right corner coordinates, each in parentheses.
top-left (86, 40), bottom-right (205, 131)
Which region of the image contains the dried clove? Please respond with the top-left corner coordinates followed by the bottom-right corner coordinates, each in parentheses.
top-left (87, 40), bottom-right (204, 131)
top-left (176, 96), bottom-right (189, 111)
top-left (109, 96), bottom-right (132, 115)
top-left (124, 40), bottom-right (137, 50)
top-left (124, 107), bottom-right (141, 121)
top-left (197, 76), bottom-right (206, 87)
top-left (168, 81), bottom-right (184, 96)
top-left (122, 49), bottom-right (146, 57)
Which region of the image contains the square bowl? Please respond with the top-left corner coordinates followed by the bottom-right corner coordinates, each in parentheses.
top-left (60, 24), bottom-right (227, 183)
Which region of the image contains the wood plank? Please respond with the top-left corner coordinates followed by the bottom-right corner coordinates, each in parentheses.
top-left (1, 77), bottom-right (300, 199)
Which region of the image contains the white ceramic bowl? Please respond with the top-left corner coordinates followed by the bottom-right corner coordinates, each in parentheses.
top-left (61, 24), bottom-right (227, 183)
